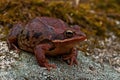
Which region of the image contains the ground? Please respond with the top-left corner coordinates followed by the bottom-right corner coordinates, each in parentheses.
top-left (0, 40), bottom-right (120, 80)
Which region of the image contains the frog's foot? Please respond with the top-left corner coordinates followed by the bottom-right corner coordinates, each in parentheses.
top-left (63, 48), bottom-right (78, 65)
top-left (11, 44), bottom-right (21, 53)
top-left (36, 57), bottom-right (56, 71)
top-left (7, 42), bottom-right (20, 53)
top-left (42, 62), bottom-right (56, 71)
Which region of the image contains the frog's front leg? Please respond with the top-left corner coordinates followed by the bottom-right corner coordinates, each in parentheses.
top-left (34, 44), bottom-right (56, 71)
top-left (63, 48), bottom-right (78, 65)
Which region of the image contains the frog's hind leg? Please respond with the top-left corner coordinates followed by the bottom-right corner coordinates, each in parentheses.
top-left (34, 44), bottom-right (56, 71)
top-left (7, 23), bottom-right (23, 53)
top-left (7, 38), bottom-right (20, 53)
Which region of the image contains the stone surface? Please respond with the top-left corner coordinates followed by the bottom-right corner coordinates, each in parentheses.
top-left (0, 41), bottom-right (120, 80)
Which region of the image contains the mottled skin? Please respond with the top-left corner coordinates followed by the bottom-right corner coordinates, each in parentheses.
top-left (7, 17), bottom-right (86, 70)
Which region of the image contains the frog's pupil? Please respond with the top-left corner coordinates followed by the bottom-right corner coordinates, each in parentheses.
top-left (65, 30), bottom-right (74, 38)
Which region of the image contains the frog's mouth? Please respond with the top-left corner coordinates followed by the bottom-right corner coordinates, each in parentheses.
top-left (53, 36), bottom-right (86, 43)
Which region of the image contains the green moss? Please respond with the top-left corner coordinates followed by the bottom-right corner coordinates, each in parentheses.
top-left (0, 0), bottom-right (120, 40)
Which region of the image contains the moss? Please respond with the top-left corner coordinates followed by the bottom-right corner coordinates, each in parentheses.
top-left (0, 0), bottom-right (120, 40)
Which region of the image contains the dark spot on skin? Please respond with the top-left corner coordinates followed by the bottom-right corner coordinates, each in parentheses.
top-left (49, 46), bottom-right (55, 51)
top-left (40, 39), bottom-right (51, 43)
top-left (33, 32), bottom-right (42, 39)
top-left (21, 30), bottom-right (23, 34)
top-left (32, 30), bottom-right (34, 32)
top-left (54, 34), bottom-right (64, 40)
top-left (33, 42), bottom-right (36, 45)
top-left (26, 31), bottom-right (29, 40)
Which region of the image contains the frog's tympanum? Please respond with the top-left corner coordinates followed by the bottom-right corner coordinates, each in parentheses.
top-left (7, 17), bottom-right (86, 70)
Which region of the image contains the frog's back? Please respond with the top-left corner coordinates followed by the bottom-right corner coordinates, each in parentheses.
top-left (18, 17), bottom-right (55, 52)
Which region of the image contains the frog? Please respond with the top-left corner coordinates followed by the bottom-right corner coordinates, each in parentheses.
top-left (7, 17), bottom-right (86, 70)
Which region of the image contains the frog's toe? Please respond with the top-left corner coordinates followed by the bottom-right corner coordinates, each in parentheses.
top-left (69, 56), bottom-right (78, 65)
top-left (63, 55), bottom-right (78, 65)
top-left (44, 63), bottom-right (56, 71)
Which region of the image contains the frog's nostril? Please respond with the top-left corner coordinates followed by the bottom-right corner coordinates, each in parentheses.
top-left (79, 33), bottom-right (86, 40)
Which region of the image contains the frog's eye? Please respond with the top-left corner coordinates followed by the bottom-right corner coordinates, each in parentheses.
top-left (65, 30), bottom-right (74, 38)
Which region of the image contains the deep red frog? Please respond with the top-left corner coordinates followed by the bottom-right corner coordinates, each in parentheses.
top-left (7, 17), bottom-right (86, 70)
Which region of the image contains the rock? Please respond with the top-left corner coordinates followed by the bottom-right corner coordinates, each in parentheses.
top-left (0, 41), bottom-right (120, 80)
